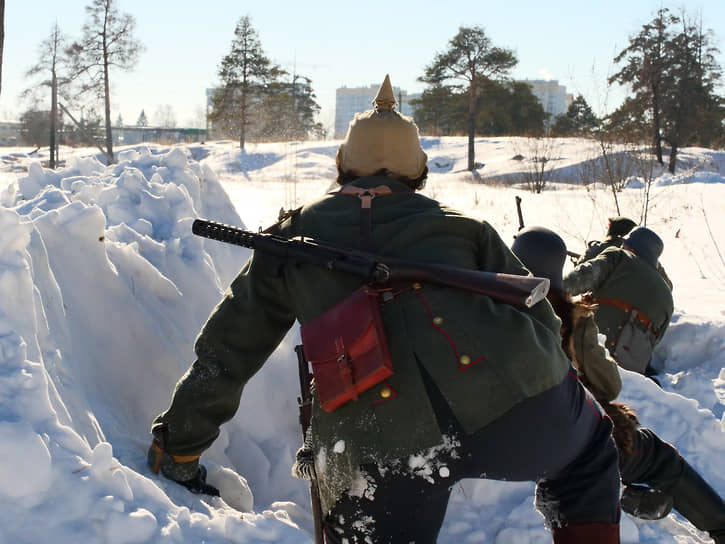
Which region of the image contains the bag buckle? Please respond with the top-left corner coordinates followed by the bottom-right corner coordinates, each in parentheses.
top-left (335, 340), bottom-right (358, 401)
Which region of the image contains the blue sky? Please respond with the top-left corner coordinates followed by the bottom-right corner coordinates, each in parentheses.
top-left (3, 0), bottom-right (724, 132)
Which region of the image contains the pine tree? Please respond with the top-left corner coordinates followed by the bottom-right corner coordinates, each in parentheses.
top-left (412, 79), bottom-right (545, 137)
top-left (0, 0), bottom-right (5, 97)
top-left (136, 109), bottom-right (148, 126)
top-left (420, 26), bottom-right (517, 171)
top-left (610, 8), bottom-right (722, 172)
top-left (209, 15), bottom-right (281, 149)
top-left (24, 23), bottom-right (73, 169)
top-left (258, 73), bottom-right (323, 141)
top-left (68, 0), bottom-right (143, 164)
top-left (552, 95), bottom-right (599, 136)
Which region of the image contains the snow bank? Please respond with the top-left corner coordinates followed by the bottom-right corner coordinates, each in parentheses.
top-left (0, 146), bottom-right (306, 543)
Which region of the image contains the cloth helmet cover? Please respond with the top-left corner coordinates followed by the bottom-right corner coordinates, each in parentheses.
top-left (336, 75), bottom-right (428, 180)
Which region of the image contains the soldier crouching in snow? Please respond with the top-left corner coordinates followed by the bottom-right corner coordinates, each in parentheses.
top-left (147, 75), bottom-right (622, 543)
top-left (564, 226), bottom-right (673, 380)
top-left (576, 216), bottom-right (673, 291)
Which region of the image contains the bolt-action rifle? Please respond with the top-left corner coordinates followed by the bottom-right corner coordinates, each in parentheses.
top-left (295, 344), bottom-right (325, 544)
top-left (192, 218), bottom-right (550, 308)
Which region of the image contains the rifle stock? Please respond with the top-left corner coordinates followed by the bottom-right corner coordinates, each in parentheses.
top-left (294, 345), bottom-right (325, 544)
top-left (192, 219), bottom-right (549, 308)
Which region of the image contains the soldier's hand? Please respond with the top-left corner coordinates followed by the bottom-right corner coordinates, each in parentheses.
top-left (292, 444), bottom-right (316, 480)
top-left (176, 464), bottom-right (220, 496)
top-left (147, 424), bottom-right (220, 497)
top-left (620, 484), bottom-right (673, 520)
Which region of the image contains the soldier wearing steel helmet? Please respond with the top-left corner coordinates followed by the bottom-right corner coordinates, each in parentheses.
top-left (147, 76), bottom-right (621, 543)
top-left (577, 217), bottom-right (673, 290)
top-left (576, 216), bottom-right (637, 266)
top-left (564, 226), bottom-right (674, 377)
top-left (513, 226), bottom-right (725, 544)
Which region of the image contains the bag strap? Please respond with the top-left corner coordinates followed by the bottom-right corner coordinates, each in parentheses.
top-left (592, 297), bottom-right (660, 337)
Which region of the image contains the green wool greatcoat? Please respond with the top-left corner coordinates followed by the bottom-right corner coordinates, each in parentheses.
top-left (563, 246), bottom-right (673, 368)
top-left (576, 236), bottom-right (626, 266)
top-left (153, 176), bottom-right (571, 513)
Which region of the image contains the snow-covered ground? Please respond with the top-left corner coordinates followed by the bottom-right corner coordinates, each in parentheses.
top-left (0, 137), bottom-right (724, 543)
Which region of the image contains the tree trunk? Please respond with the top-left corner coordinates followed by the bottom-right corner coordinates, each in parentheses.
top-left (0, 0), bottom-right (5, 97)
top-left (103, 60), bottom-right (114, 163)
top-left (668, 142), bottom-right (678, 173)
top-left (651, 90), bottom-right (663, 165)
top-left (467, 80), bottom-right (476, 171)
top-left (50, 71), bottom-right (57, 169)
top-left (239, 93), bottom-right (247, 150)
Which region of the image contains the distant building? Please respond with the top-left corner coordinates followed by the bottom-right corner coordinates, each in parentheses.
top-left (0, 121), bottom-right (23, 146)
top-left (335, 84), bottom-right (418, 138)
top-left (112, 126), bottom-right (207, 145)
top-left (519, 80), bottom-right (572, 121)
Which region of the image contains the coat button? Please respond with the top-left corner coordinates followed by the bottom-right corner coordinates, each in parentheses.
top-left (433, 316), bottom-right (443, 325)
top-left (460, 355), bottom-right (471, 366)
top-left (412, 282), bottom-right (422, 290)
top-left (380, 386), bottom-right (392, 398)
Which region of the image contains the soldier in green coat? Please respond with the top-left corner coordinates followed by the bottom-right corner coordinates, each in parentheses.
top-left (147, 76), bottom-right (621, 543)
top-left (513, 226), bottom-right (725, 544)
top-left (577, 217), bottom-right (673, 290)
top-left (564, 227), bottom-right (674, 377)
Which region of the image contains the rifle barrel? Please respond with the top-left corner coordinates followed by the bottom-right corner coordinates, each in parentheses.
top-left (192, 219), bottom-right (549, 308)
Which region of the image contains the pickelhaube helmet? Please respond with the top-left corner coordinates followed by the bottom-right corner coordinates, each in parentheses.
top-left (336, 75), bottom-right (428, 181)
top-left (622, 227), bottom-right (664, 267)
top-left (607, 216), bottom-right (637, 238)
top-left (511, 226), bottom-right (567, 290)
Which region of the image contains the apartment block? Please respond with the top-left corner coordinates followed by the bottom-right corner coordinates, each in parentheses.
top-left (335, 84), bottom-right (418, 138)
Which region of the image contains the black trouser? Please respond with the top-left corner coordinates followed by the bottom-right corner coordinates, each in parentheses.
top-left (619, 427), bottom-right (683, 490)
top-left (323, 368), bottom-right (621, 543)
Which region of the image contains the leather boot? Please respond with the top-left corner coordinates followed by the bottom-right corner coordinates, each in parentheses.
top-left (670, 461), bottom-right (725, 543)
top-left (552, 523), bottom-right (620, 543)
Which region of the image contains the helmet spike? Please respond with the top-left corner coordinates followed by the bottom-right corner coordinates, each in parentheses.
top-left (373, 74), bottom-right (396, 112)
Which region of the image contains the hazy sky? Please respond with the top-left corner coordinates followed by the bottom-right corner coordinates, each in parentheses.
top-left (3, 0), bottom-right (724, 132)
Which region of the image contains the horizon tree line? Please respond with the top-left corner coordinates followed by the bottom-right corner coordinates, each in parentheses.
top-left (17, 5), bottom-right (725, 174)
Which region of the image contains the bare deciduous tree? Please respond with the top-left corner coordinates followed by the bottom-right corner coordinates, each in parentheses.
top-left (153, 104), bottom-right (177, 128)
